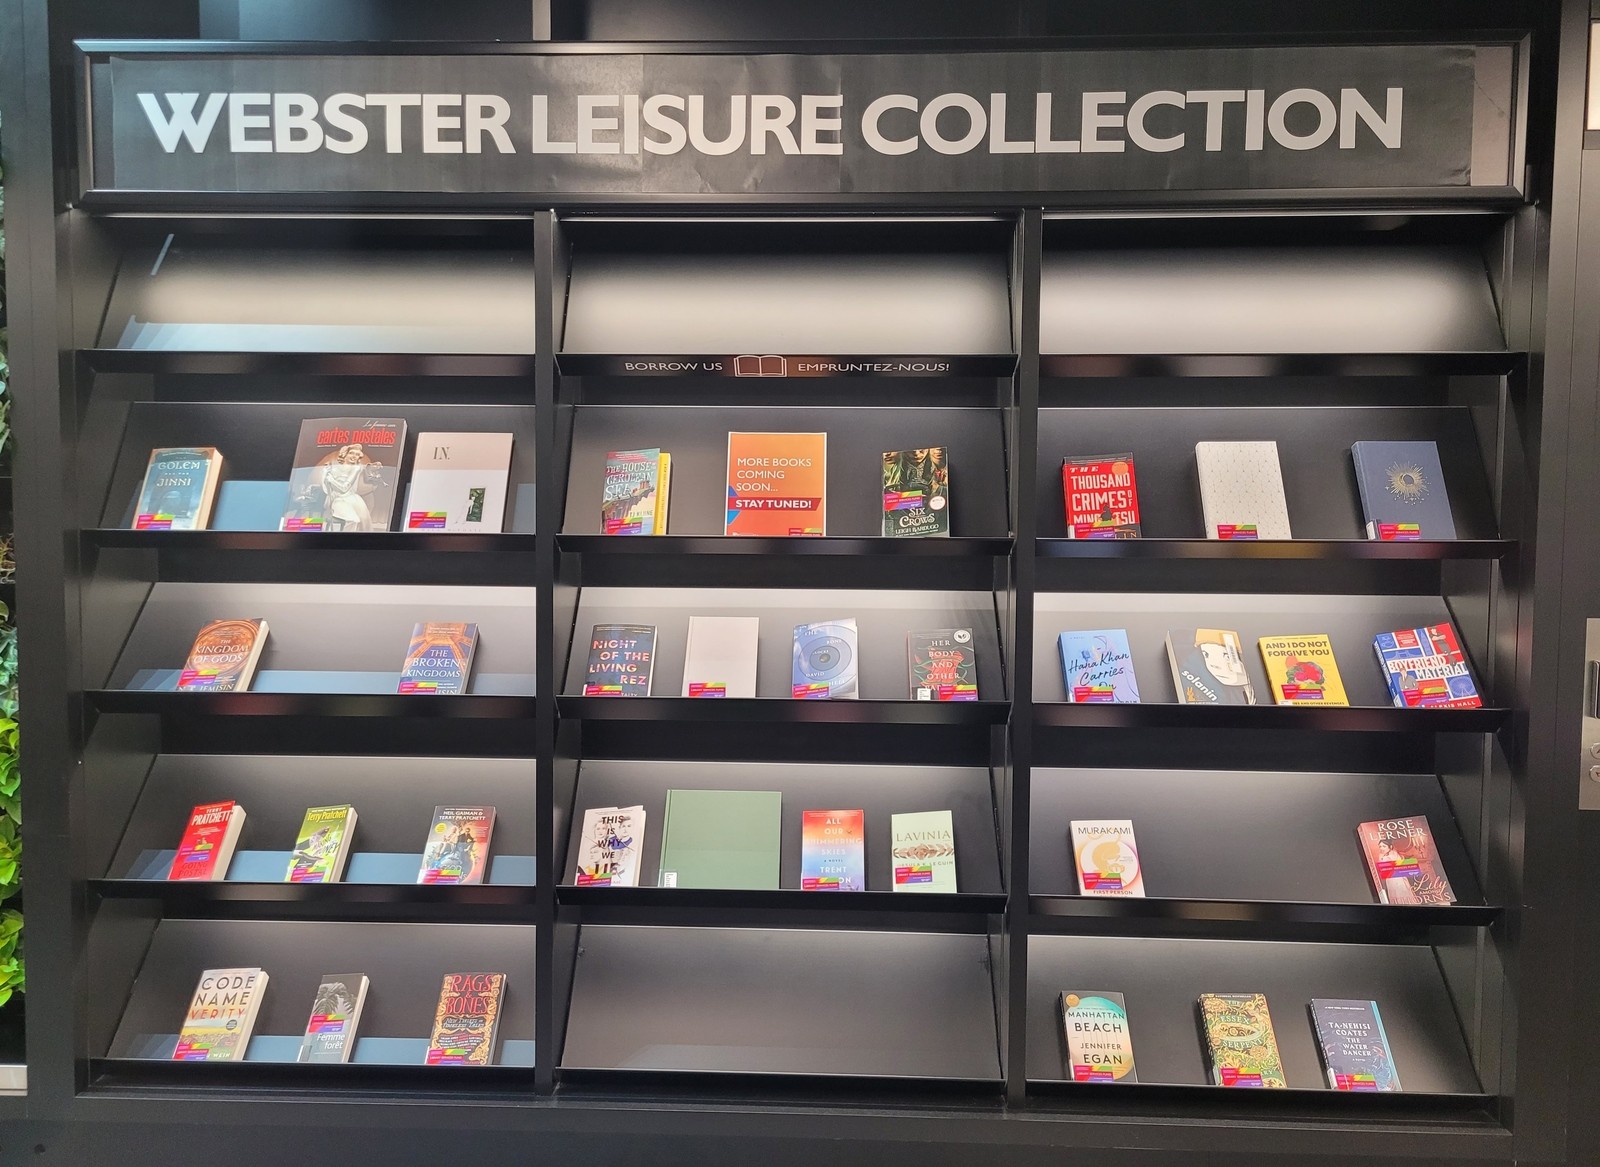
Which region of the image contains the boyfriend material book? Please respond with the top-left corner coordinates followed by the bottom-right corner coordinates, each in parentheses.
top-left (800, 809), bottom-right (866, 892)
top-left (573, 805), bottom-right (646, 887)
top-left (906, 629), bottom-right (978, 701)
top-left (284, 804), bottom-right (357, 884)
top-left (657, 789), bottom-right (782, 890)
top-left (177, 617), bottom-right (269, 692)
top-left (1310, 998), bottom-right (1402, 1091)
top-left (1357, 816), bottom-right (1456, 905)
top-left (1166, 628), bottom-right (1257, 705)
top-left (1059, 629), bottom-right (1140, 703)
top-left (601, 447), bottom-right (671, 535)
top-left (297, 973), bottom-right (370, 1064)
top-left (793, 618), bottom-right (859, 700)
top-left (1062, 454), bottom-right (1141, 539)
top-left (882, 446), bottom-right (950, 537)
top-left (1373, 623), bottom-right (1482, 709)
top-left (891, 810), bottom-right (958, 893)
top-left (133, 447), bottom-right (225, 531)
top-left (1351, 440), bottom-right (1456, 542)
top-left (397, 622), bottom-right (478, 695)
top-left (1198, 992), bottom-right (1288, 1088)
top-left (1195, 441), bottom-right (1292, 540)
top-left (1060, 992), bottom-right (1138, 1083)
top-left (425, 973), bottom-right (505, 1067)
top-left (280, 417), bottom-right (406, 532)
top-left (169, 800), bottom-right (247, 881)
top-left (173, 967), bottom-right (269, 1061)
top-left (681, 615), bottom-right (759, 698)
top-left (725, 432), bottom-right (827, 536)
top-left (1258, 634), bottom-right (1350, 706)
top-left (404, 432), bottom-right (514, 533)
top-left (1071, 820), bottom-right (1145, 897)
top-left (584, 624), bottom-right (656, 697)
top-left (417, 806), bottom-right (496, 885)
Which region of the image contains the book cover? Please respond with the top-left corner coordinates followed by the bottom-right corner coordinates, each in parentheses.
top-left (177, 617), bottom-right (269, 692)
top-left (1059, 629), bottom-right (1140, 703)
top-left (417, 806), bottom-right (496, 885)
top-left (284, 804), bottom-right (357, 884)
top-left (173, 967), bottom-right (269, 1061)
top-left (1071, 820), bottom-right (1145, 897)
top-left (800, 808), bottom-right (866, 891)
top-left (1351, 440), bottom-right (1456, 542)
top-left (657, 789), bottom-right (782, 890)
top-left (1258, 634), bottom-right (1350, 706)
top-left (1060, 992), bottom-right (1138, 1083)
top-left (906, 629), bottom-right (978, 701)
top-left (1373, 623), bottom-right (1482, 709)
top-left (133, 447), bottom-right (225, 531)
top-left (891, 810), bottom-right (958, 893)
top-left (397, 622), bottom-right (479, 695)
top-left (681, 615), bottom-right (760, 698)
top-left (403, 432), bottom-right (514, 533)
top-left (424, 973), bottom-right (505, 1067)
top-left (573, 804), bottom-right (646, 887)
top-left (1062, 454), bottom-right (1141, 539)
top-left (725, 432), bottom-right (827, 536)
top-left (792, 618), bottom-right (859, 700)
top-left (297, 973), bottom-right (370, 1064)
top-left (169, 800), bottom-right (246, 881)
top-left (882, 446), bottom-right (950, 537)
top-left (1199, 993), bottom-right (1288, 1087)
top-left (1166, 628), bottom-right (1257, 705)
top-left (1356, 816), bottom-right (1456, 905)
top-left (584, 624), bottom-right (656, 696)
top-left (601, 448), bottom-right (671, 536)
top-left (1310, 998), bottom-right (1402, 1091)
top-left (280, 417), bottom-right (406, 532)
top-left (1195, 441), bottom-right (1293, 540)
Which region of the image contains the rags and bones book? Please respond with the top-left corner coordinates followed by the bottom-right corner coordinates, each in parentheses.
top-left (424, 972), bottom-right (505, 1066)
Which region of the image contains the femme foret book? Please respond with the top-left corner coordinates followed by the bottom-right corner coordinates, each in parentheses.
top-left (297, 973), bottom-right (370, 1064)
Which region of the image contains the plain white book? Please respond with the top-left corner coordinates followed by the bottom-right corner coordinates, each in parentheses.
top-left (681, 616), bottom-right (761, 698)
top-left (574, 805), bottom-right (647, 887)
top-left (1195, 441), bottom-right (1293, 540)
top-left (402, 432), bottom-right (514, 533)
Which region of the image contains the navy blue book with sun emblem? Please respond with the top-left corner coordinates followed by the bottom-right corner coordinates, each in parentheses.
top-left (1350, 441), bottom-right (1456, 541)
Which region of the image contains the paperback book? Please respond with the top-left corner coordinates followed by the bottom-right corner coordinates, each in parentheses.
top-left (681, 615), bottom-right (760, 698)
top-left (1351, 440), bottom-right (1456, 541)
top-left (1071, 819), bottom-right (1145, 897)
top-left (1198, 992), bottom-right (1289, 1088)
top-left (1309, 998), bottom-right (1402, 1091)
top-left (1195, 440), bottom-right (1292, 540)
top-left (891, 810), bottom-right (958, 893)
top-left (404, 431), bottom-right (514, 533)
top-left (1060, 992), bottom-right (1138, 1083)
top-left (397, 622), bottom-right (479, 695)
top-left (176, 617), bottom-right (269, 692)
top-left (1166, 628), bottom-right (1257, 705)
top-left (1356, 816), bottom-right (1456, 905)
top-left (1061, 454), bottom-right (1141, 539)
top-left (425, 973), bottom-right (505, 1067)
top-left (601, 447), bottom-right (671, 535)
top-left (173, 967), bottom-right (269, 1062)
top-left (133, 447), bottom-right (225, 531)
top-left (584, 624), bottom-right (656, 696)
top-left (297, 973), bottom-right (370, 1064)
top-left (284, 803), bottom-right (358, 884)
top-left (658, 789), bottom-right (782, 890)
top-left (800, 808), bottom-right (866, 891)
top-left (280, 416), bottom-right (406, 532)
top-left (882, 446), bottom-right (950, 537)
top-left (792, 618), bottom-right (859, 700)
top-left (1373, 623), bottom-right (1482, 709)
top-left (906, 628), bottom-right (978, 701)
top-left (1059, 629), bottom-right (1140, 703)
top-left (573, 805), bottom-right (646, 887)
top-left (725, 432), bottom-right (827, 536)
top-left (1258, 634), bottom-right (1350, 706)
top-left (417, 805), bottom-right (496, 885)
top-left (169, 800), bottom-right (247, 881)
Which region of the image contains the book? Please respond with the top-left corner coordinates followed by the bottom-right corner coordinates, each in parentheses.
top-left (424, 973), bottom-right (505, 1067)
top-left (1166, 628), bottom-right (1257, 705)
top-left (890, 810), bottom-right (958, 893)
top-left (169, 800), bottom-right (247, 881)
top-left (657, 789), bottom-right (782, 890)
top-left (280, 416), bottom-right (406, 532)
top-left (397, 622), bottom-right (478, 695)
top-left (417, 805), bottom-right (496, 885)
top-left (681, 615), bottom-right (760, 698)
top-left (284, 804), bottom-right (358, 884)
top-left (906, 629), bottom-right (978, 701)
top-left (1310, 998), bottom-right (1402, 1091)
top-left (1198, 992), bottom-right (1289, 1088)
top-left (1061, 454), bottom-right (1141, 539)
top-left (882, 446), bottom-right (950, 537)
top-left (573, 804), bottom-right (646, 887)
top-left (601, 447), bottom-right (671, 536)
top-left (296, 973), bottom-right (370, 1064)
top-left (176, 617), bottom-right (269, 692)
top-left (173, 967), bottom-right (269, 1061)
top-left (1258, 634), bottom-right (1350, 706)
top-left (1356, 816), bottom-right (1456, 905)
top-left (1071, 819), bottom-right (1145, 897)
top-left (1373, 623), bottom-right (1482, 709)
top-left (1060, 992), bottom-right (1138, 1083)
top-left (800, 808), bottom-right (866, 891)
top-left (725, 432), bottom-right (827, 536)
top-left (1059, 629), bottom-right (1140, 703)
top-left (132, 447), bottom-right (225, 531)
top-left (1195, 441), bottom-right (1292, 540)
top-left (403, 431), bottom-right (514, 533)
top-left (584, 624), bottom-right (656, 697)
top-left (1351, 440), bottom-right (1456, 542)
top-left (792, 618), bottom-right (858, 700)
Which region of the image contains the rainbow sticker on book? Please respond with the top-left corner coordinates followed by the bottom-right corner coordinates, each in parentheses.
top-left (407, 511), bottom-right (449, 530)
top-left (135, 513), bottom-right (176, 530)
top-left (1374, 523), bottom-right (1421, 541)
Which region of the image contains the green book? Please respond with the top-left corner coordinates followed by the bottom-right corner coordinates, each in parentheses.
top-left (658, 789), bottom-right (783, 890)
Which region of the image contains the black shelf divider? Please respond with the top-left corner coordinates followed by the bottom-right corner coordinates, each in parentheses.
top-left (560, 534), bottom-right (1014, 559)
top-left (557, 352), bottom-right (1018, 378)
top-left (85, 691), bottom-right (536, 719)
top-left (1039, 352), bottom-right (1520, 378)
top-left (89, 879), bottom-right (539, 925)
top-left (79, 348), bottom-right (539, 378)
top-left (557, 886), bottom-right (1005, 919)
top-left (1031, 703), bottom-right (1508, 733)
top-left (88, 1059), bottom-right (538, 1094)
top-left (85, 529), bottom-right (537, 554)
top-left (1035, 538), bottom-right (1514, 562)
top-left (557, 695), bottom-right (1011, 727)
top-left (1028, 894), bottom-right (1500, 933)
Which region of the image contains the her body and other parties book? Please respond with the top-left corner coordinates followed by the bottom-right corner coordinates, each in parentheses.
top-left (1071, 819), bottom-right (1145, 897)
top-left (1195, 441), bottom-right (1292, 540)
top-left (425, 973), bottom-right (505, 1067)
top-left (403, 431), bottom-right (514, 533)
top-left (792, 618), bottom-right (859, 699)
top-left (906, 629), bottom-right (978, 701)
top-left (1059, 629), bottom-right (1140, 703)
top-left (285, 804), bottom-right (358, 883)
top-left (1258, 634), bottom-right (1350, 706)
top-left (601, 447), bottom-right (671, 535)
top-left (681, 615), bottom-right (760, 698)
top-left (173, 967), bottom-right (269, 1061)
top-left (1350, 440), bottom-right (1455, 541)
top-left (417, 805), bottom-right (497, 885)
top-left (177, 617), bottom-right (269, 692)
top-left (573, 804), bottom-right (646, 887)
top-left (397, 622), bottom-right (478, 695)
top-left (1060, 992), bottom-right (1138, 1083)
top-left (1373, 623), bottom-right (1482, 708)
top-left (725, 431), bottom-right (827, 536)
top-left (882, 446), bottom-right (950, 537)
top-left (1356, 815), bottom-right (1456, 905)
top-left (297, 973), bottom-right (370, 1064)
top-left (281, 417), bottom-right (406, 532)
top-left (1062, 454), bottom-right (1141, 539)
top-left (169, 800), bottom-right (247, 881)
top-left (800, 808), bottom-right (866, 891)
top-left (891, 810), bottom-right (958, 893)
top-left (584, 624), bottom-right (656, 696)
top-left (133, 447), bottom-right (225, 531)
top-left (1198, 992), bottom-right (1289, 1088)
top-left (1309, 998), bottom-right (1402, 1091)
top-left (1166, 628), bottom-right (1257, 705)
top-left (657, 789), bottom-right (782, 890)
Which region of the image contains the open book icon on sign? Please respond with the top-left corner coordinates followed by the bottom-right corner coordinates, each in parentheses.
top-left (734, 355), bottom-right (787, 377)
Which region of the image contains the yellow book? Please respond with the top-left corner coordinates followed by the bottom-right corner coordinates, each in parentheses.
top-left (654, 453), bottom-right (672, 534)
top-left (1258, 634), bottom-right (1349, 706)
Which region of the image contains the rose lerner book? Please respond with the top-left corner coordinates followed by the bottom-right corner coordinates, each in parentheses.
top-left (726, 432), bottom-right (827, 536)
top-left (800, 809), bottom-right (866, 891)
top-left (170, 800), bottom-right (247, 881)
top-left (417, 805), bottom-right (496, 885)
top-left (882, 445), bottom-right (949, 537)
top-left (1166, 628), bottom-right (1257, 705)
top-left (574, 804), bottom-right (646, 887)
top-left (1062, 454), bottom-right (1141, 539)
top-left (173, 967), bottom-right (269, 1061)
top-left (397, 622), bottom-right (478, 695)
top-left (280, 416), bottom-right (406, 532)
top-left (404, 431), bottom-right (514, 533)
top-left (177, 618), bottom-right (269, 692)
top-left (1059, 629), bottom-right (1140, 703)
top-left (1258, 634), bottom-right (1349, 706)
top-left (657, 789), bottom-right (782, 890)
top-left (891, 810), bottom-right (957, 893)
top-left (584, 624), bottom-right (655, 696)
top-left (906, 629), bottom-right (978, 701)
top-left (1198, 992), bottom-right (1288, 1088)
top-left (601, 447), bottom-right (671, 535)
top-left (425, 973), bottom-right (505, 1066)
top-left (284, 804), bottom-right (358, 884)
top-left (681, 615), bottom-right (759, 698)
top-left (1071, 820), bottom-right (1145, 897)
top-left (1351, 440), bottom-right (1456, 541)
top-left (1060, 992), bottom-right (1138, 1083)
top-left (297, 973), bottom-right (370, 1064)
top-left (792, 618), bottom-right (859, 699)
top-left (1195, 441), bottom-right (1292, 540)
top-left (133, 447), bottom-right (225, 531)
top-left (1373, 623), bottom-right (1482, 709)
top-left (1356, 816), bottom-right (1456, 905)
top-left (1310, 999), bottom-right (1402, 1091)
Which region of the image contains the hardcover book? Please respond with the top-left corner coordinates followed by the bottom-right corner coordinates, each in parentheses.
top-left (1062, 454), bottom-right (1141, 539)
top-left (725, 432), bottom-right (827, 536)
top-left (284, 804), bottom-right (358, 884)
top-left (1258, 634), bottom-right (1350, 706)
top-left (573, 804), bottom-right (646, 887)
top-left (1310, 998), bottom-right (1402, 1091)
top-left (403, 432), bottom-right (514, 533)
top-left (1356, 816), bottom-right (1456, 906)
top-left (1195, 441), bottom-right (1293, 540)
top-left (681, 615), bottom-right (760, 698)
top-left (169, 800), bottom-right (247, 881)
top-left (601, 447), bottom-right (671, 535)
top-left (906, 629), bottom-right (978, 701)
top-left (1071, 820), bottom-right (1145, 897)
top-left (280, 417), bottom-right (406, 532)
top-left (417, 806), bottom-right (497, 885)
top-left (1373, 623), bottom-right (1482, 709)
top-left (424, 973), bottom-right (505, 1067)
top-left (1059, 629), bottom-right (1140, 703)
top-left (133, 447), bottom-right (225, 531)
top-left (657, 789), bottom-right (782, 890)
top-left (296, 973), bottom-right (370, 1064)
top-left (397, 622), bottom-right (479, 695)
top-left (792, 618), bottom-right (859, 700)
top-left (890, 810), bottom-right (958, 893)
top-left (1351, 440), bottom-right (1456, 542)
top-left (1198, 992), bottom-right (1289, 1088)
top-left (177, 617), bottom-right (269, 692)
top-left (800, 808), bottom-right (866, 891)
top-left (1166, 628), bottom-right (1257, 705)
top-left (173, 967), bottom-right (269, 1061)
top-left (1060, 992), bottom-right (1138, 1083)
top-left (584, 624), bottom-right (656, 697)
top-left (882, 446), bottom-right (950, 537)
